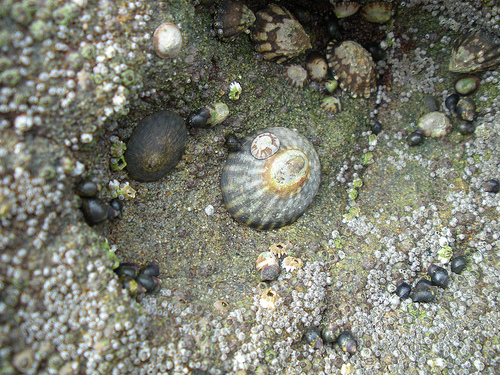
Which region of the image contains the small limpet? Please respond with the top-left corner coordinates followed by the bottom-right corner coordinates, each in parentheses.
top-left (332, 2), bottom-right (360, 18)
top-left (326, 40), bottom-right (378, 98)
top-left (153, 22), bottom-right (183, 58)
top-left (250, 132), bottom-right (280, 160)
top-left (360, 2), bottom-right (396, 24)
top-left (285, 64), bottom-right (308, 88)
top-left (250, 4), bottom-right (311, 63)
top-left (417, 112), bottom-right (452, 138)
top-left (306, 52), bottom-right (328, 82)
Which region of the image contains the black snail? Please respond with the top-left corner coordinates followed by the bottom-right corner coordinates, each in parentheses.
top-left (221, 127), bottom-right (321, 230)
top-left (124, 111), bottom-right (187, 182)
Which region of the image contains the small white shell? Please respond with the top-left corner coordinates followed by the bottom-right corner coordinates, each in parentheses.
top-left (251, 132), bottom-right (280, 160)
top-left (153, 22), bottom-right (183, 58)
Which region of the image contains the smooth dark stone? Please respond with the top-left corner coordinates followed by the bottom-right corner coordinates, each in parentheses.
top-left (81, 198), bottom-right (108, 226)
top-left (456, 122), bottom-right (475, 135)
top-left (445, 93), bottom-right (460, 113)
top-left (483, 179), bottom-right (500, 193)
top-left (412, 287), bottom-right (436, 303)
top-left (395, 281), bottom-right (411, 299)
top-left (450, 255), bottom-right (467, 274)
top-left (407, 131), bottom-right (424, 146)
top-left (415, 278), bottom-right (433, 289)
top-left (304, 327), bottom-right (323, 349)
top-left (76, 180), bottom-right (98, 198)
top-left (428, 264), bottom-right (449, 287)
top-left (370, 120), bottom-right (382, 134)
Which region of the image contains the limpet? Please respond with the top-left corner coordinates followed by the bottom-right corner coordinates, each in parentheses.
top-left (221, 127), bottom-right (321, 230)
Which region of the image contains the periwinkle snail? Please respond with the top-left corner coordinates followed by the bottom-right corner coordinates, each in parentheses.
top-left (221, 127), bottom-right (321, 230)
top-left (125, 111), bottom-right (187, 182)
top-left (187, 103), bottom-right (229, 128)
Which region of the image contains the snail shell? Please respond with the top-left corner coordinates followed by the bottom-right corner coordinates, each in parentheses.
top-left (221, 127), bottom-right (320, 230)
top-left (125, 111), bottom-right (187, 182)
top-left (214, 0), bottom-right (256, 41)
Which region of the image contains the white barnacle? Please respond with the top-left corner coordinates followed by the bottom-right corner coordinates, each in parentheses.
top-left (229, 81), bottom-right (242, 100)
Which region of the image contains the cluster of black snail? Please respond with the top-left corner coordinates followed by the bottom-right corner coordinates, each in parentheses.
top-left (76, 179), bottom-right (124, 226)
top-left (303, 324), bottom-right (357, 354)
top-left (394, 255), bottom-right (468, 303)
top-left (407, 30), bottom-right (500, 147)
top-left (114, 261), bottom-right (161, 296)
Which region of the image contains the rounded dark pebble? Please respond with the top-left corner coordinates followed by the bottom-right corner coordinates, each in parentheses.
top-left (456, 122), bottom-right (475, 135)
top-left (424, 95), bottom-right (439, 112)
top-left (115, 263), bottom-right (139, 278)
top-left (483, 179), bottom-right (500, 193)
top-left (337, 331), bottom-right (357, 354)
top-left (365, 42), bottom-right (385, 62)
top-left (445, 93), bottom-right (459, 113)
top-left (304, 327), bottom-right (323, 349)
top-left (428, 264), bottom-right (449, 287)
top-left (76, 180), bottom-right (98, 197)
top-left (107, 205), bottom-right (120, 221)
top-left (110, 198), bottom-right (124, 215)
top-left (141, 261), bottom-right (160, 277)
top-left (224, 134), bottom-right (242, 152)
top-left (412, 286), bottom-right (436, 303)
top-left (326, 18), bottom-right (343, 40)
top-left (407, 130), bottom-right (424, 146)
top-left (81, 198), bottom-right (109, 226)
top-left (136, 274), bottom-right (160, 293)
top-left (321, 323), bottom-right (341, 343)
top-left (370, 120), bottom-right (382, 134)
top-left (395, 281), bottom-right (411, 299)
top-left (450, 255), bottom-right (467, 274)
top-left (415, 278), bottom-right (433, 289)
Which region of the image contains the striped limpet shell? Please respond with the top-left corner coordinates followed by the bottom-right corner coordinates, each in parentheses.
top-left (221, 127), bottom-right (321, 230)
top-left (326, 40), bottom-right (377, 99)
top-left (251, 132), bottom-right (280, 159)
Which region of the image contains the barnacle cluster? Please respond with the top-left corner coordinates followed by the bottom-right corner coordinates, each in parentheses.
top-left (3, 0), bottom-right (500, 375)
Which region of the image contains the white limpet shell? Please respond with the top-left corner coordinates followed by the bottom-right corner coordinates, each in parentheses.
top-left (251, 132), bottom-right (280, 160)
top-left (153, 22), bottom-right (183, 58)
top-left (417, 112), bottom-right (452, 138)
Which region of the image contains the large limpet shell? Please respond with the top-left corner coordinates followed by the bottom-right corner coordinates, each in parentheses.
top-left (326, 40), bottom-right (377, 98)
top-left (449, 30), bottom-right (500, 73)
top-left (221, 127), bottom-right (321, 230)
